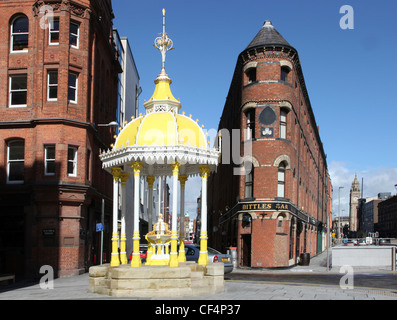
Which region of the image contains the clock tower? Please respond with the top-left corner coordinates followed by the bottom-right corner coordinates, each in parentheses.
top-left (349, 175), bottom-right (361, 232)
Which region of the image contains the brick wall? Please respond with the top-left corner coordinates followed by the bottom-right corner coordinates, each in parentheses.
top-left (0, 0), bottom-right (118, 278)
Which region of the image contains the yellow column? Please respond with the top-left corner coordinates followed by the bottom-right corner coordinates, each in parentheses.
top-left (119, 172), bottom-right (129, 264)
top-left (146, 175), bottom-right (155, 265)
top-left (110, 167), bottom-right (121, 267)
top-left (131, 161), bottom-right (143, 267)
top-left (169, 162), bottom-right (180, 267)
top-left (198, 165), bottom-right (210, 266)
top-left (178, 175), bottom-right (188, 263)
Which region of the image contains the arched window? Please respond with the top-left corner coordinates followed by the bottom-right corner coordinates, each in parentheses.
top-left (280, 108), bottom-right (288, 139)
top-left (10, 15), bottom-right (29, 52)
top-left (281, 66), bottom-right (290, 82)
top-left (7, 140), bottom-right (25, 183)
top-left (277, 161), bottom-right (286, 198)
top-left (245, 108), bottom-right (255, 140)
top-left (246, 68), bottom-right (256, 84)
top-left (244, 162), bottom-right (254, 199)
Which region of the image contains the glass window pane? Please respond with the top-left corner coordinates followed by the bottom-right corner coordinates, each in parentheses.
top-left (9, 142), bottom-right (24, 160)
top-left (46, 146), bottom-right (55, 159)
top-left (70, 23), bottom-right (78, 35)
top-left (277, 183), bottom-right (284, 197)
top-left (68, 88), bottom-right (76, 101)
top-left (278, 171), bottom-right (285, 182)
top-left (50, 20), bottom-right (59, 31)
top-left (9, 162), bottom-right (24, 181)
top-left (68, 147), bottom-right (75, 160)
top-left (245, 183), bottom-right (252, 198)
top-left (46, 161), bottom-right (55, 174)
top-left (11, 75), bottom-right (27, 90)
top-left (68, 73), bottom-right (77, 87)
top-left (49, 72), bottom-right (58, 84)
top-left (48, 87), bottom-right (57, 99)
top-left (67, 161), bottom-right (75, 174)
top-left (245, 171), bottom-right (252, 183)
top-left (11, 91), bottom-right (27, 105)
top-left (13, 34), bottom-right (29, 50)
top-left (280, 124), bottom-right (286, 139)
top-left (50, 32), bottom-right (59, 44)
top-left (70, 35), bottom-right (77, 47)
top-left (13, 17), bottom-right (29, 33)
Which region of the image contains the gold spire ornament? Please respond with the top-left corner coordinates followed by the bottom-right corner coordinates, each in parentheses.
top-left (154, 8), bottom-right (174, 70)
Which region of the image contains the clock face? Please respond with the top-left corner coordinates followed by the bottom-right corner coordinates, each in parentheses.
top-left (353, 197), bottom-right (358, 201)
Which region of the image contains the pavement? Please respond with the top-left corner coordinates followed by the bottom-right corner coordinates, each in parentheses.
top-left (0, 248), bottom-right (396, 301)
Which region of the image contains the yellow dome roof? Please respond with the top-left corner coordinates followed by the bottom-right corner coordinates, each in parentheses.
top-left (114, 112), bottom-right (207, 149)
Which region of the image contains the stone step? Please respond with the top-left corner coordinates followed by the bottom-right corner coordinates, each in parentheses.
top-left (190, 271), bottom-right (204, 279)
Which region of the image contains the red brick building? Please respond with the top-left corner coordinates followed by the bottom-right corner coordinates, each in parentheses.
top-left (0, 0), bottom-right (120, 278)
top-left (208, 21), bottom-right (332, 268)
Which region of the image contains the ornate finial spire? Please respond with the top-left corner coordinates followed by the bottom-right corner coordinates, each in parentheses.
top-left (144, 8), bottom-right (181, 113)
top-left (154, 8), bottom-right (174, 70)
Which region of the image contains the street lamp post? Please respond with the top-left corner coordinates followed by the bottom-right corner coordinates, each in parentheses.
top-left (338, 186), bottom-right (344, 240)
top-left (341, 209), bottom-right (345, 238)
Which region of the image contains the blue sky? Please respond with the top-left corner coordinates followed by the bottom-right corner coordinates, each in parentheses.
top-left (112, 0), bottom-right (397, 217)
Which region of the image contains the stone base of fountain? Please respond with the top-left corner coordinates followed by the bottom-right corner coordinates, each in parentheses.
top-left (88, 261), bottom-right (225, 298)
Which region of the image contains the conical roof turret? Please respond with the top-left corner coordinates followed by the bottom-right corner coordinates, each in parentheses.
top-left (245, 20), bottom-right (294, 51)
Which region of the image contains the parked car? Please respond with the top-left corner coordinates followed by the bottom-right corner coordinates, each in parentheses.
top-left (343, 239), bottom-right (357, 246)
top-left (356, 239), bottom-right (366, 246)
top-left (185, 244), bottom-right (233, 273)
top-left (129, 244), bottom-right (148, 263)
top-left (379, 238), bottom-right (391, 246)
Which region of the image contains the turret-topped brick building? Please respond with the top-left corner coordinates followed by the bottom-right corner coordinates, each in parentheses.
top-left (208, 20), bottom-right (332, 268)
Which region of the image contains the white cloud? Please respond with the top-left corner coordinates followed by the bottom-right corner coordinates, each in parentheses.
top-left (329, 161), bottom-right (397, 218)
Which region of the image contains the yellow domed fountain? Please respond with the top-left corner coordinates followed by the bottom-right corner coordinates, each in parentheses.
top-left (89, 9), bottom-right (223, 298)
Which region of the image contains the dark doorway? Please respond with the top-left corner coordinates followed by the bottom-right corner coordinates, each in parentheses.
top-left (0, 205), bottom-right (25, 277)
top-left (241, 234), bottom-right (251, 267)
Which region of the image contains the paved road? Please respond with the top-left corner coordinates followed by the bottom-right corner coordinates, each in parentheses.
top-left (227, 272), bottom-right (397, 291)
top-left (1, 269), bottom-right (396, 301)
top-left (1, 248), bottom-right (396, 301)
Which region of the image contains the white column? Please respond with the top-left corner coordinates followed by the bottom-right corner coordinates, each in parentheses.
top-left (158, 176), bottom-right (162, 217)
top-left (169, 162), bottom-right (180, 267)
top-left (119, 172), bottom-right (129, 264)
top-left (201, 170), bottom-right (207, 234)
top-left (110, 167), bottom-right (121, 267)
top-left (131, 162), bottom-right (142, 267)
top-left (198, 165), bottom-right (210, 265)
top-left (178, 175), bottom-right (187, 262)
top-left (147, 176), bottom-right (155, 231)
